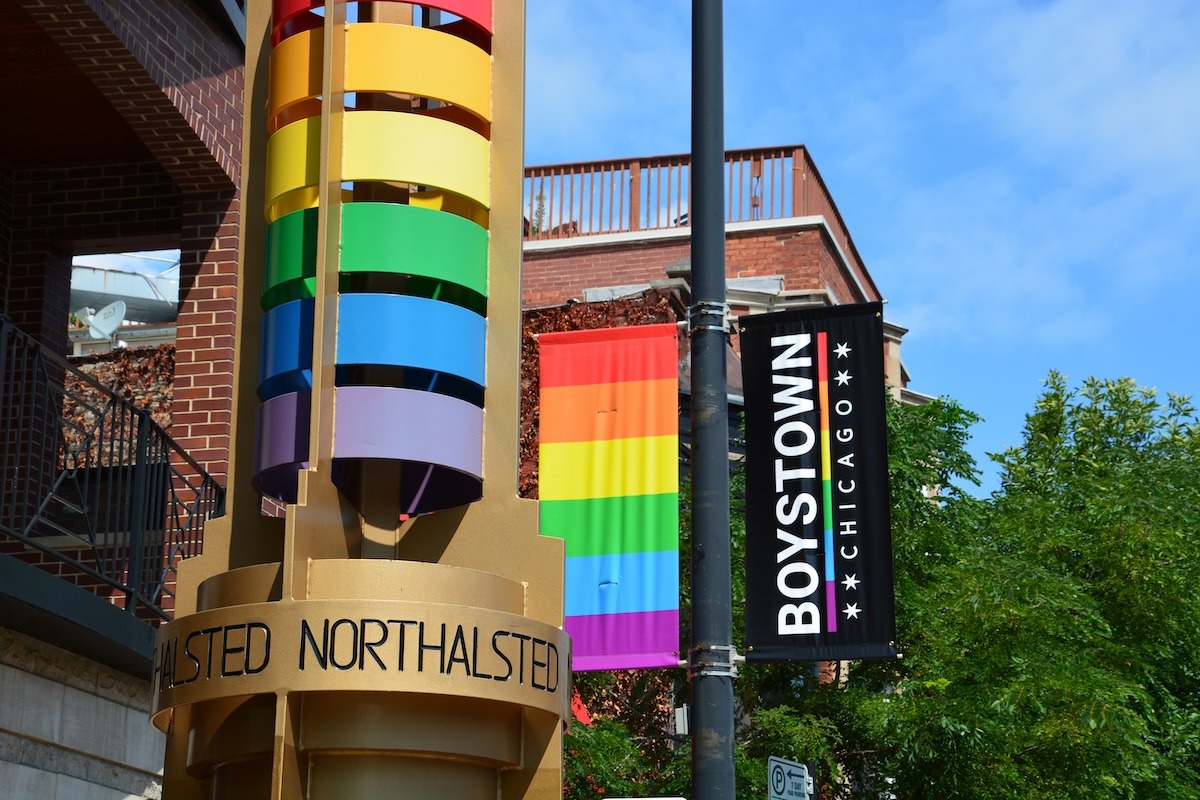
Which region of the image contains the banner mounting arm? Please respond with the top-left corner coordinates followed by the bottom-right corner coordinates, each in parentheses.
top-left (688, 644), bottom-right (743, 679)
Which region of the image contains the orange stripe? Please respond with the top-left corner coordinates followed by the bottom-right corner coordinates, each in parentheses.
top-left (541, 378), bottom-right (677, 443)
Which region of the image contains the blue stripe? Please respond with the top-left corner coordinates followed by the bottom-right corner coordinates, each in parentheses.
top-left (564, 550), bottom-right (679, 617)
top-left (824, 527), bottom-right (836, 581)
top-left (337, 294), bottom-right (486, 386)
top-left (259, 299), bottom-right (313, 400)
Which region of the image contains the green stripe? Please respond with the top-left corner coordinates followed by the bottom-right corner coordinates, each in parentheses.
top-left (262, 207), bottom-right (317, 310)
top-left (261, 203), bottom-right (490, 312)
top-left (341, 202), bottom-right (488, 297)
top-left (540, 493), bottom-right (678, 558)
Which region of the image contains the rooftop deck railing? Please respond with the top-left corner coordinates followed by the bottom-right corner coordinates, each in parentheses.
top-left (523, 144), bottom-right (867, 279)
top-left (0, 316), bottom-right (224, 621)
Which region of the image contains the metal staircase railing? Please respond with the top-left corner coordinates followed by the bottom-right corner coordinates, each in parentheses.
top-left (0, 315), bottom-right (225, 621)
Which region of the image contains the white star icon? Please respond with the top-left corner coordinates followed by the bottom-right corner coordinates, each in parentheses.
top-left (835, 370), bottom-right (852, 386)
top-left (842, 574), bottom-right (860, 590)
top-left (834, 342), bottom-right (852, 358)
top-left (843, 602), bottom-right (861, 620)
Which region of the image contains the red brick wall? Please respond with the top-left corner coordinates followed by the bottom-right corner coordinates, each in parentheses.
top-left (8, 0), bottom-right (245, 483)
top-left (20, 0), bottom-right (243, 191)
top-left (173, 190), bottom-right (240, 483)
top-left (523, 237), bottom-right (690, 307)
top-left (7, 162), bottom-right (181, 350)
top-left (0, 164), bottom-right (11, 314)
top-left (522, 223), bottom-right (879, 311)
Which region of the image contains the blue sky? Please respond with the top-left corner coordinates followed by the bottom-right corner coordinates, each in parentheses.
top-left (525, 0), bottom-right (1200, 493)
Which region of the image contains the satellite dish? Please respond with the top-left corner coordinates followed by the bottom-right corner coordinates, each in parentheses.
top-left (87, 300), bottom-right (127, 341)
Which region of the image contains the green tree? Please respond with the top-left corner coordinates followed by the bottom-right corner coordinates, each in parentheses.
top-left (567, 374), bottom-right (1200, 800)
top-left (853, 375), bottom-right (1200, 799)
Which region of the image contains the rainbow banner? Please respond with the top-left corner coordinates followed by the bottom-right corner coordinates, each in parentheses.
top-left (538, 324), bottom-right (680, 671)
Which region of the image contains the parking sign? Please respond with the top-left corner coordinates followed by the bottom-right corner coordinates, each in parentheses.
top-left (767, 756), bottom-right (810, 800)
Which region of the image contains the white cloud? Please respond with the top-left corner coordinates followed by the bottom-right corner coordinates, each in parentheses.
top-left (913, 0), bottom-right (1200, 191)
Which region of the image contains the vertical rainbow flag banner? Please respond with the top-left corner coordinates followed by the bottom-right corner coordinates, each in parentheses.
top-left (539, 324), bottom-right (681, 671)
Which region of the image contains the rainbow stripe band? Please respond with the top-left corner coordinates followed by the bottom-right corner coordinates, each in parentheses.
top-left (343, 112), bottom-right (491, 207)
top-left (270, 0), bottom-right (320, 46)
top-left (539, 436), bottom-right (678, 500)
top-left (817, 331), bottom-right (837, 633)
top-left (252, 390), bottom-right (311, 503)
top-left (269, 25), bottom-right (493, 129)
top-left (539, 323), bottom-right (680, 670)
top-left (340, 203), bottom-right (489, 298)
top-left (256, 2), bottom-right (493, 510)
top-left (336, 294), bottom-right (486, 389)
top-left (262, 207), bottom-right (317, 310)
top-left (252, 385), bottom-right (486, 511)
top-left (333, 386), bottom-right (484, 512)
top-left (345, 24), bottom-right (492, 123)
top-left (271, 1), bottom-right (493, 49)
top-left (259, 299), bottom-right (314, 400)
top-left (267, 28), bottom-right (322, 129)
top-left (566, 612), bottom-right (682, 671)
top-left (537, 493), bottom-right (678, 558)
top-left (262, 203), bottom-right (489, 311)
top-left (564, 551), bottom-right (679, 616)
top-left (539, 378), bottom-right (676, 442)
top-left (258, 292), bottom-right (488, 406)
top-left (269, 0), bottom-right (495, 38)
top-left (264, 113), bottom-right (491, 223)
top-left (264, 115), bottom-right (320, 224)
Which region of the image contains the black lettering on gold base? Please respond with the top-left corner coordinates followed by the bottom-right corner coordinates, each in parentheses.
top-left (159, 617), bottom-right (562, 696)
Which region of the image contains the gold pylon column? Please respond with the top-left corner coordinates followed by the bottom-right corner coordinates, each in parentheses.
top-left (151, 2), bottom-right (567, 798)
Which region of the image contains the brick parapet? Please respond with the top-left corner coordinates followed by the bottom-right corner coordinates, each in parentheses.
top-left (521, 218), bottom-right (881, 310)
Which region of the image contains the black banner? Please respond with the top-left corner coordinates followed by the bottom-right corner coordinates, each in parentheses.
top-left (739, 303), bottom-right (896, 662)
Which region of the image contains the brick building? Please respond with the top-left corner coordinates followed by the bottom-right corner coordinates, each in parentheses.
top-left (0, 4), bottom-right (916, 798)
top-left (0, 1), bottom-right (244, 796)
top-left (521, 148), bottom-right (917, 395)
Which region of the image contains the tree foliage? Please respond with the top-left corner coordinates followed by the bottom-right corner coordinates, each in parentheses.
top-left (567, 373), bottom-right (1200, 799)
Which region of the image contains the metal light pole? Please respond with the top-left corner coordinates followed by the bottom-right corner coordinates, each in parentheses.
top-left (689, 1), bottom-right (736, 799)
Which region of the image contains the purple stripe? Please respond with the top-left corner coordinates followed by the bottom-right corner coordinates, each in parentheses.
top-left (332, 386), bottom-right (483, 478)
top-left (565, 610), bottom-right (680, 671)
top-left (826, 582), bottom-right (838, 634)
top-left (252, 390), bottom-right (310, 503)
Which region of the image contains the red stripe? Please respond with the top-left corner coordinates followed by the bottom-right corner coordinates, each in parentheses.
top-left (539, 324), bottom-right (678, 388)
top-left (817, 331), bottom-right (828, 383)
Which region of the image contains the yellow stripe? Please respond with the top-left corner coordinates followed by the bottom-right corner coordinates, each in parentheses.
top-left (342, 111), bottom-right (491, 208)
top-left (345, 23), bottom-right (492, 123)
top-left (264, 116), bottom-right (321, 223)
top-left (539, 436), bottom-right (679, 501)
top-left (821, 426), bottom-right (832, 478)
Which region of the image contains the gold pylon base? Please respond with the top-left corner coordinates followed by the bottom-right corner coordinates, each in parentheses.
top-left (153, 558), bottom-right (567, 799)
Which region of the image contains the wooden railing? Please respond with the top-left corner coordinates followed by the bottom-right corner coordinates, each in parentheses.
top-left (523, 144), bottom-right (868, 281)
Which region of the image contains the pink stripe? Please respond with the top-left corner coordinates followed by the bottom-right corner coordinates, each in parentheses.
top-left (566, 610), bottom-right (680, 671)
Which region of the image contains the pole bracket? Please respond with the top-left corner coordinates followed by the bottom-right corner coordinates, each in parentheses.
top-left (688, 300), bottom-right (729, 336)
top-left (687, 644), bottom-right (742, 679)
